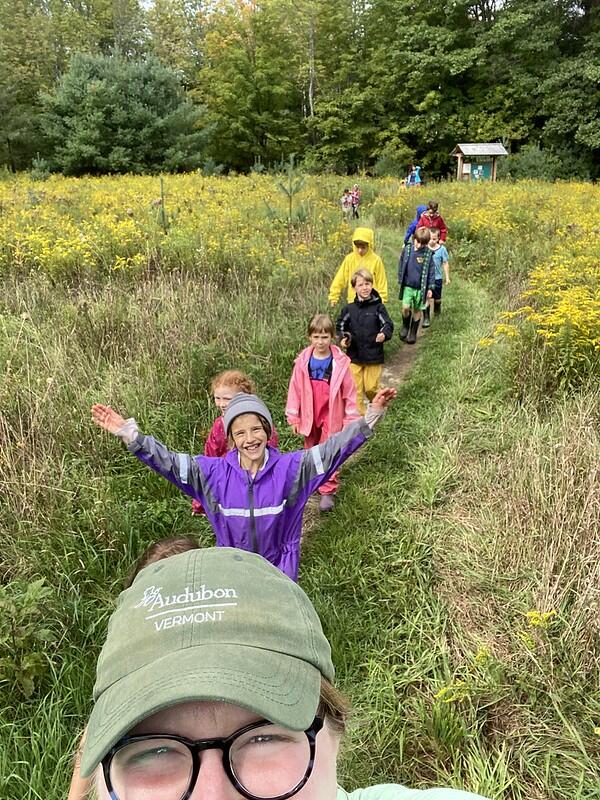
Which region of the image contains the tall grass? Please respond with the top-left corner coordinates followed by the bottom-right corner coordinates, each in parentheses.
top-left (1, 179), bottom-right (599, 800)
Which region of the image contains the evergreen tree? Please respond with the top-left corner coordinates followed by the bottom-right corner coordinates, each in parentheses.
top-left (40, 54), bottom-right (205, 174)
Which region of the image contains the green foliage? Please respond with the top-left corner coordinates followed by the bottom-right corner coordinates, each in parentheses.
top-left (0, 579), bottom-right (57, 699)
top-left (372, 144), bottom-right (416, 178)
top-left (2, 0), bottom-right (600, 174)
top-left (497, 144), bottom-right (563, 181)
top-left (40, 54), bottom-right (205, 175)
top-left (276, 154), bottom-right (306, 236)
top-left (28, 155), bottom-right (51, 181)
top-left (0, 178), bottom-right (598, 800)
top-left (199, 0), bottom-right (305, 171)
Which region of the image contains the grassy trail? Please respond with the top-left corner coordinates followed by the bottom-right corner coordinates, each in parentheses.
top-left (302, 224), bottom-right (504, 793)
top-left (301, 224), bottom-right (599, 799)
top-left (1, 207), bottom-right (597, 800)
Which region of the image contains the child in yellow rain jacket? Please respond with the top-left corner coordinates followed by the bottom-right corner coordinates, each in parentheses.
top-left (329, 227), bottom-right (388, 305)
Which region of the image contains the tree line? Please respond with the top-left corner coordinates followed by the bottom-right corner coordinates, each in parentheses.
top-left (1, 0), bottom-right (598, 178)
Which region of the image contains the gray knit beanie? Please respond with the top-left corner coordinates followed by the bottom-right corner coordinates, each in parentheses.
top-left (224, 393), bottom-right (273, 436)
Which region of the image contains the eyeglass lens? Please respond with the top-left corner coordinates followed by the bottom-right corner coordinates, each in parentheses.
top-left (109, 723), bottom-right (312, 800)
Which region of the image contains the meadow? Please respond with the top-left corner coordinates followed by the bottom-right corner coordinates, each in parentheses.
top-left (0, 173), bottom-right (598, 800)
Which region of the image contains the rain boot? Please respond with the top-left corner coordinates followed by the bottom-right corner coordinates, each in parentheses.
top-left (399, 313), bottom-right (411, 341)
top-left (319, 494), bottom-right (335, 512)
top-left (434, 300), bottom-right (442, 316)
top-left (406, 316), bottom-right (420, 344)
top-left (422, 306), bottom-right (431, 328)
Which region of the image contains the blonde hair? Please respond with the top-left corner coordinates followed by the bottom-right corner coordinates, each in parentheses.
top-left (351, 268), bottom-right (373, 287)
top-left (211, 370), bottom-right (255, 394)
top-left (308, 314), bottom-right (335, 336)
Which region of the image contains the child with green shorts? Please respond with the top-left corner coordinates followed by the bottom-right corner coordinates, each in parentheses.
top-left (397, 227), bottom-right (435, 344)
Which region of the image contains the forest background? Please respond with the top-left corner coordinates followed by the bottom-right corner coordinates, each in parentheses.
top-left (2, 0), bottom-right (600, 179)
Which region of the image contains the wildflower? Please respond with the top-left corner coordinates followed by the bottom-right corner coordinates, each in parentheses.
top-left (525, 610), bottom-right (557, 629)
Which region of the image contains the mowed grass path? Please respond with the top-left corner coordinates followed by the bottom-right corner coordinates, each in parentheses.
top-left (1, 209), bottom-right (598, 800)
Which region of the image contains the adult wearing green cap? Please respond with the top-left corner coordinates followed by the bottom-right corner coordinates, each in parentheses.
top-left (82, 547), bottom-right (488, 800)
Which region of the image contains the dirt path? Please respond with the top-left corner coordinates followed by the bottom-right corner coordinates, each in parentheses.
top-left (381, 329), bottom-right (423, 387)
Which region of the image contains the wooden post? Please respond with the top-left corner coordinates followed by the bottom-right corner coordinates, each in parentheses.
top-left (456, 153), bottom-right (463, 181)
top-left (492, 157), bottom-right (497, 182)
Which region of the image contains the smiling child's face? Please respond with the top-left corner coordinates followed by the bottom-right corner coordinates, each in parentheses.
top-left (230, 413), bottom-right (268, 469)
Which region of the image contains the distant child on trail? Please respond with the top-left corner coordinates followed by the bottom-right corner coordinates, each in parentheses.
top-left (336, 269), bottom-right (394, 413)
top-left (351, 183), bottom-right (361, 219)
top-left (340, 188), bottom-right (353, 222)
top-left (91, 387), bottom-right (396, 581)
top-left (329, 227), bottom-right (388, 306)
top-left (407, 165), bottom-right (422, 188)
top-left (398, 227), bottom-right (435, 344)
top-left (286, 314), bottom-right (361, 512)
top-left (404, 204), bottom-right (428, 244)
top-left (424, 228), bottom-right (450, 326)
top-left (191, 369), bottom-right (278, 515)
top-left (417, 200), bottom-right (448, 242)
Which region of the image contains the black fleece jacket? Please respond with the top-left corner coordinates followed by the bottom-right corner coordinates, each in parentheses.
top-left (336, 289), bottom-right (394, 365)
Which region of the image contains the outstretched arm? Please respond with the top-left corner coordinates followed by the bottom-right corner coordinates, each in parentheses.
top-left (293, 388), bottom-right (397, 499)
top-left (364, 388), bottom-right (396, 428)
top-left (91, 403), bottom-right (208, 502)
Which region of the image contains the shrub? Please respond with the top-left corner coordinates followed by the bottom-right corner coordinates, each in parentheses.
top-left (0, 579), bottom-right (57, 699)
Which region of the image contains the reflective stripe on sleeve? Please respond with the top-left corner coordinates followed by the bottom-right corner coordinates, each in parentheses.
top-left (310, 445), bottom-right (325, 475)
top-left (179, 454), bottom-right (189, 484)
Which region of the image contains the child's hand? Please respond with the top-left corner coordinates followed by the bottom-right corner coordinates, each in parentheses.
top-left (91, 403), bottom-right (126, 435)
top-left (426, 290), bottom-right (433, 299)
top-left (445, 277), bottom-right (450, 285)
top-left (370, 388), bottom-right (397, 410)
top-left (375, 333), bottom-right (385, 343)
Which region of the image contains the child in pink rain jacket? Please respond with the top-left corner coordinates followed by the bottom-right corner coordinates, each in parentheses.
top-left (286, 314), bottom-right (361, 512)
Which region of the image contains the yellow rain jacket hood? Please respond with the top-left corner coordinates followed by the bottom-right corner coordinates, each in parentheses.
top-left (329, 227), bottom-right (388, 304)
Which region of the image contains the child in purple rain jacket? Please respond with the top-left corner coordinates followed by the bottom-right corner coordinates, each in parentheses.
top-left (91, 389), bottom-right (395, 582)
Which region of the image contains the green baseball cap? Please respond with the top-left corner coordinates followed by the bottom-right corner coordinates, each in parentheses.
top-left (80, 547), bottom-right (334, 777)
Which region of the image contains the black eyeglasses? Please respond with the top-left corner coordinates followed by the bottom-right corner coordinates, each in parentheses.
top-left (102, 716), bottom-right (324, 800)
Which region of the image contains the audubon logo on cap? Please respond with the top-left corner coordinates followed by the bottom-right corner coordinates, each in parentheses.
top-left (135, 584), bottom-right (239, 632)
